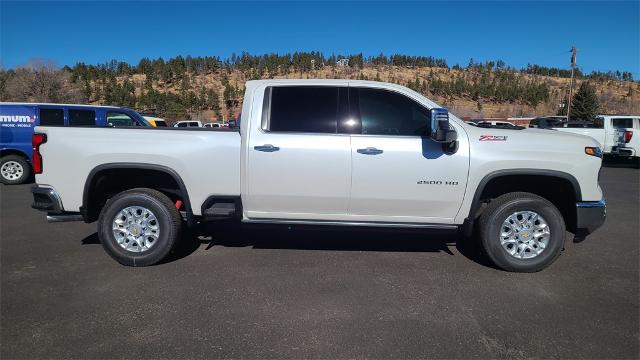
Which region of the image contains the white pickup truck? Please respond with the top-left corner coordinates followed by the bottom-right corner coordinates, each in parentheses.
top-left (31, 80), bottom-right (606, 272)
top-left (554, 115), bottom-right (640, 157)
top-left (611, 116), bottom-right (640, 163)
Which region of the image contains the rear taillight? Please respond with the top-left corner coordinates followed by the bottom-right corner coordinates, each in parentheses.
top-left (624, 130), bottom-right (633, 143)
top-left (32, 133), bottom-right (47, 174)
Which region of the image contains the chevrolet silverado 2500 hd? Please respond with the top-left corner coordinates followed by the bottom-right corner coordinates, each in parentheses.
top-left (30, 80), bottom-right (606, 272)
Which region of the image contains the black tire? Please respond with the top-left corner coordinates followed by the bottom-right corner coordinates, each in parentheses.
top-left (0, 155), bottom-right (32, 185)
top-left (478, 192), bottom-right (565, 272)
top-left (97, 188), bottom-right (181, 266)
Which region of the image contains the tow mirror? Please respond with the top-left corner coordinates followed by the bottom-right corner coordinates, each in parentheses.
top-left (430, 108), bottom-right (457, 143)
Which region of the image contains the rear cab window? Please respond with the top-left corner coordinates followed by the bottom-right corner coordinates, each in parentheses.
top-left (612, 118), bottom-right (634, 128)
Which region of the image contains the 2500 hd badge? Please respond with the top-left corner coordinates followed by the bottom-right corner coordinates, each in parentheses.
top-left (417, 180), bottom-right (459, 185)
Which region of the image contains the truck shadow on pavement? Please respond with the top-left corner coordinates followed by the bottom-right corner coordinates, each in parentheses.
top-left (80, 223), bottom-right (493, 267)
top-left (183, 223), bottom-right (492, 267)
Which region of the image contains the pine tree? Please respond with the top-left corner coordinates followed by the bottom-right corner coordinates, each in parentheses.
top-left (570, 82), bottom-right (600, 121)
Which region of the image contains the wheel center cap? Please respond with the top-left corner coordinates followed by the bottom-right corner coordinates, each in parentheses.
top-left (521, 231), bottom-right (531, 239)
top-left (129, 224), bottom-right (142, 236)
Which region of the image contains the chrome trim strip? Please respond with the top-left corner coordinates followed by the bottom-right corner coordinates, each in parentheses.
top-left (576, 200), bottom-right (606, 208)
top-left (47, 214), bottom-right (83, 222)
top-left (242, 218), bottom-right (458, 229)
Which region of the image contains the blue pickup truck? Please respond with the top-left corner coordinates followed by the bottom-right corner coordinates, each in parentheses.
top-left (0, 103), bottom-right (149, 184)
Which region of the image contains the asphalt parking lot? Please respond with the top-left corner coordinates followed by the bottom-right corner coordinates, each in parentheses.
top-left (1, 165), bottom-right (638, 359)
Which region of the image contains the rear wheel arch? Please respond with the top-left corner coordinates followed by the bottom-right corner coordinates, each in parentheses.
top-left (0, 149), bottom-right (31, 161)
top-left (467, 169), bottom-right (582, 233)
top-left (82, 163), bottom-right (193, 224)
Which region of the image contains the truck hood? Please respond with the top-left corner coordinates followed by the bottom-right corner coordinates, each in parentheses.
top-left (463, 125), bottom-right (601, 148)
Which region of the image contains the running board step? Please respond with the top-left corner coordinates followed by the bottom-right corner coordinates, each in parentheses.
top-left (203, 202), bottom-right (237, 217)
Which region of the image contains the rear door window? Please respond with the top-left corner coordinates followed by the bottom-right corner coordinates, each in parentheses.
top-left (267, 86), bottom-right (339, 133)
top-left (612, 118), bottom-right (634, 128)
top-left (68, 109), bottom-right (96, 126)
top-left (39, 108), bottom-right (64, 126)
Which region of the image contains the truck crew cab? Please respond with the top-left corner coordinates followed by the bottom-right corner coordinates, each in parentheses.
top-left (30, 80), bottom-right (606, 272)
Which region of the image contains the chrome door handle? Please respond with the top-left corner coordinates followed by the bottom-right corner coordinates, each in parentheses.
top-left (254, 144), bottom-right (280, 152)
top-left (357, 147), bottom-right (384, 155)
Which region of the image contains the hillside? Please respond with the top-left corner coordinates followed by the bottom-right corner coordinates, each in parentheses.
top-left (1, 53), bottom-right (637, 122)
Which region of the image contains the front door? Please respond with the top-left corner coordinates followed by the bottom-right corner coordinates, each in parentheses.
top-left (348, 87), bottom-right (469, 224)
top-left (245, 84), bottom-right (352, 220)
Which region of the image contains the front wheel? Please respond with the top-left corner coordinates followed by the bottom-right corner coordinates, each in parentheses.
top-left (98, 188), bottom-right (182, 266)
top-left (478, 192), bottom-right (566, 272)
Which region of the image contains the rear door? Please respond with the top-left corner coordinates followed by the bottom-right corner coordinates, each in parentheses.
top-left (245, 84), bottom-right (352, 220)
top-left (348, 86), bottom-right (469, 224)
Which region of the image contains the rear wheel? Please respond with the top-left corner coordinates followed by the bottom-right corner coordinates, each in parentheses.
top-left (0, 155), bottom-right (31, 185)
top-left (98, 188), bottom-right (181, 266)
top-left (478, 192), bottom-right (565, 272)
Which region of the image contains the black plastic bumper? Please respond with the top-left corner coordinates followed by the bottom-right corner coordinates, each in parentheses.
top-left (574, 199), bottom-right (606, 241)
top-left (31, 186), bottom-right (64, 213)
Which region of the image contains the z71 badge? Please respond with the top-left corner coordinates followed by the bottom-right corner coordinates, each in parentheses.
top-left (479, 135), bottom-right (508, 141)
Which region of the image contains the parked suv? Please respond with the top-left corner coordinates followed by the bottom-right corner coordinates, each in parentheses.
top-left (0, 103), bottom-right (148, 184)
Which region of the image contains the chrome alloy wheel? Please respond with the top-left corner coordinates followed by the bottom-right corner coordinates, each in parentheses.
top-left (1, 161), bottom-right (24, 181)
top-left (112, 206), bottom-right (160, 253)
top-left (500, 211), bottom-right (550, 259)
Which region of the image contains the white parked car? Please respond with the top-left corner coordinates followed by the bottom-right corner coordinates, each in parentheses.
top-left (30, 80), bottom-right (605, 272)
top-left (173, 120), bottom-right (202, 128)
top-left (475, 121), bottom-right (520, 129)
top-left (203, 122), bottom-right (221, 128)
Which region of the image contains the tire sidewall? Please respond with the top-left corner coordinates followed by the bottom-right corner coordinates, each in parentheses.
top-left (0, 156), bottom-right (31, 185)
top-left (482, 197), bottom-right (565, 272)
top-left (98, 192), bottom-right (176, 266)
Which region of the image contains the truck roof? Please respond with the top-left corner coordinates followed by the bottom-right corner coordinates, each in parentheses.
top-left (0, 102), bottom-right (129, 110)
top-left (598, 114), bottom-right (639, 118)
top-left (246, 79), bottom-right (402, 87)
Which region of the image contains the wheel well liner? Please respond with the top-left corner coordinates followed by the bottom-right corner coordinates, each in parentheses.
top-left (82, 163), bottom-right (193, 224)
top-left (466, 169), bottom-right (582, 232)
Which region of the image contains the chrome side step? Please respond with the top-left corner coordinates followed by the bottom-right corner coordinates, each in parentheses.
top-left (242, 218), bottom-right (458, 230)
top-left (47, 214), bottom-right (84, 223)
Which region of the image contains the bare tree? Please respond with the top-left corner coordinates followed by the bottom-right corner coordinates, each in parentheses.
top-left (2, 59), bottom-right (85, 103)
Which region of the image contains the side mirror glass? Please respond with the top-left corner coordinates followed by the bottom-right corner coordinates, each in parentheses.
top-left (430, 108), bottom-right (457, 143)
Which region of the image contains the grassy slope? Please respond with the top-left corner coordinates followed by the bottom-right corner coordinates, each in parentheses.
top-left (120, 65), bottom-right (638, 121)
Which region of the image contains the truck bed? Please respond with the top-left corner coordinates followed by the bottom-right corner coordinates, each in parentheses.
top-left (35, 126), bottom-right (242, 215)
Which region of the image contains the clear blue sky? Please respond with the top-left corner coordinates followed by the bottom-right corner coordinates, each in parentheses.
top-left (1, 1), bottom-right (638, 76)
